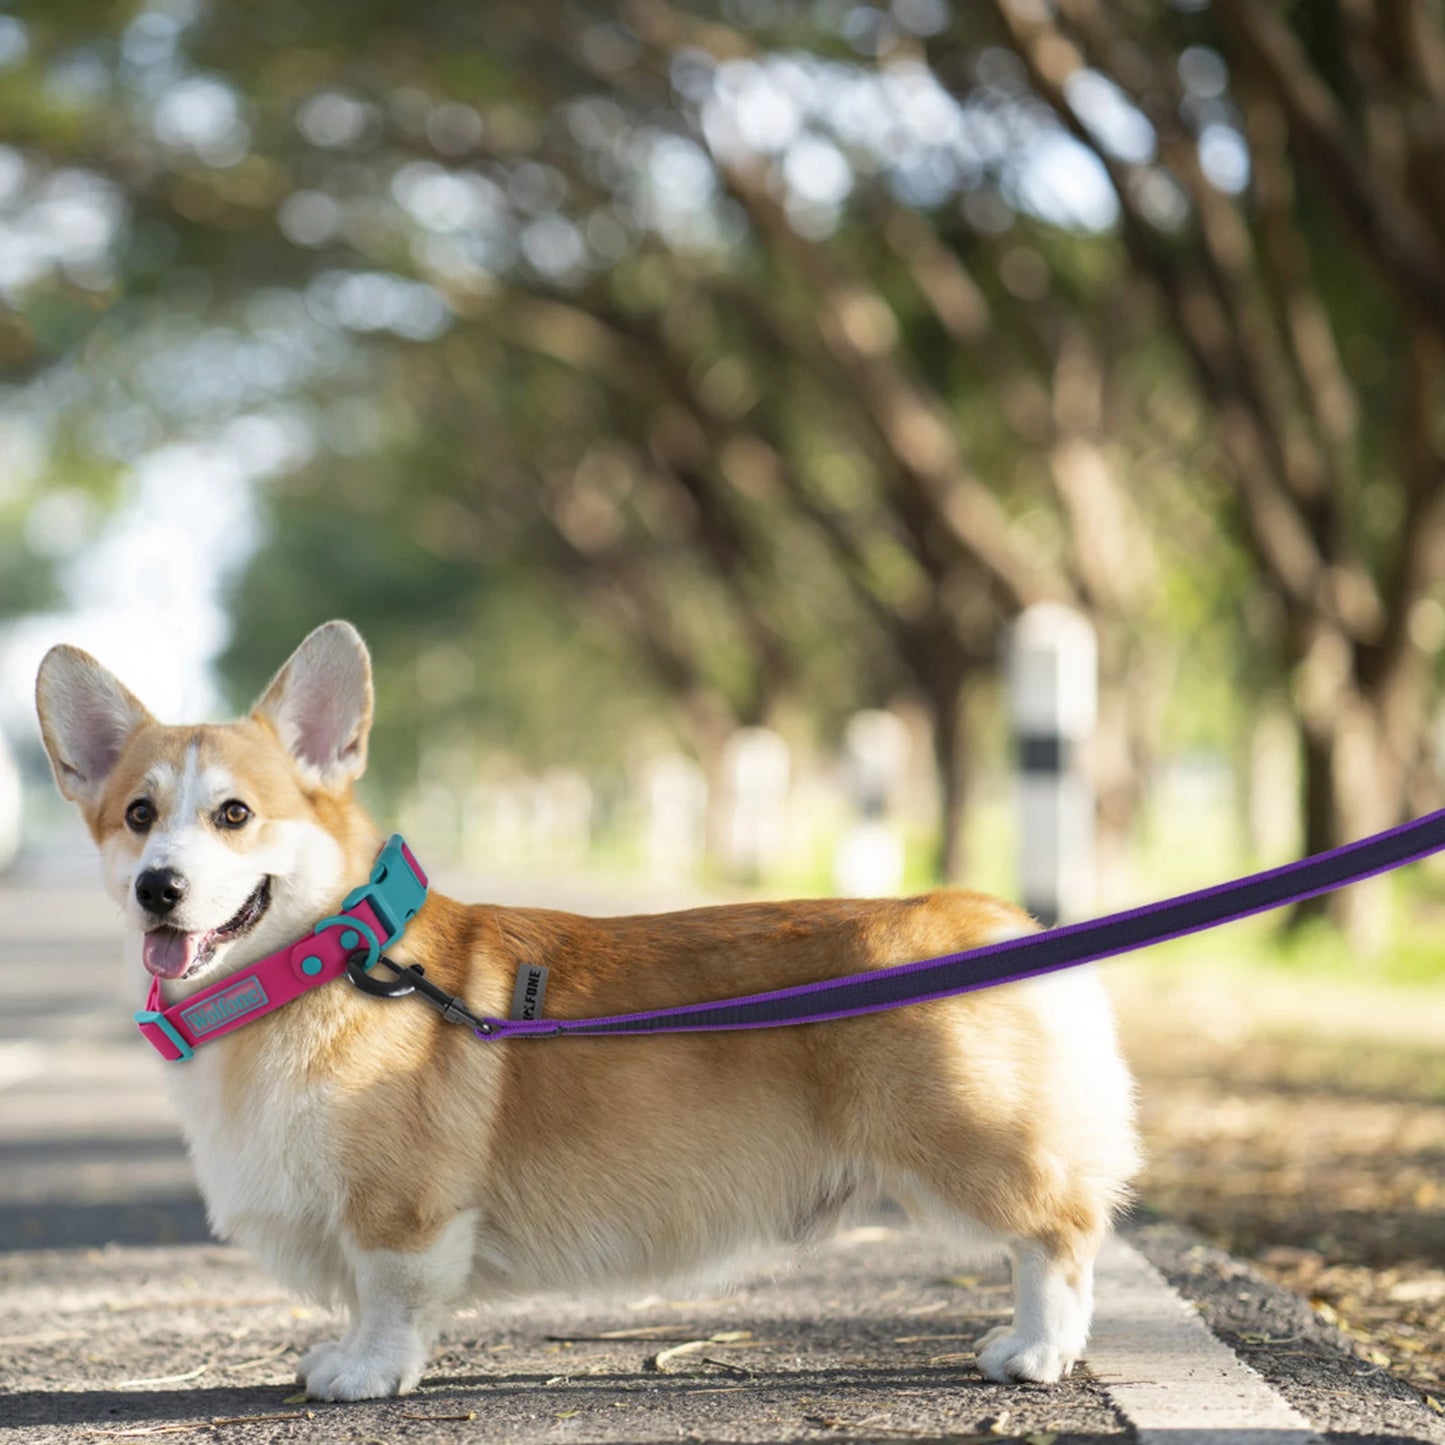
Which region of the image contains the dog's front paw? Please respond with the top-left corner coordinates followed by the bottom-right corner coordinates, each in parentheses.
top-left (296, 1338), bottom-right (349, 1384)
top-left (975, 1330), bottom-right (1078, 1384)
top-left (298, 1339), bottom-right (425, 1401)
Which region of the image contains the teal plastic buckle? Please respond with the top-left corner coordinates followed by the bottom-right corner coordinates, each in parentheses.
top-left (134, 1008), bottom-right (195, 1061)
top-left (338, 834), bottom-right (427, 949)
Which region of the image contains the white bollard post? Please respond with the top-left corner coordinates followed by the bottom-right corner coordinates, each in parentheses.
top-left (0, 730), bottom-right (19, 874)
top-left (1007, 604), bottom-right (1097, 926)
top-left (720, 727), bottom-right (791, 883)
top-left (833, 710), bottom-right (909, 896)
top-left (534, 768), bottom-right (594, 860)
top-left (643, 753), bottom-right (708, 881)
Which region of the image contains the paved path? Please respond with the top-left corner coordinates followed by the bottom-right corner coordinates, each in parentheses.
top-left (0, 867), bottom-right (1439, 1443)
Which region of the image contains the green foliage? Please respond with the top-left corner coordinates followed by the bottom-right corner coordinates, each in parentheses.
top-left (6, 0), bottom-right (1445, 904)
top-left (0, 531), bottom-right (58, 619)
top-left (221, 477), bottom-right (678, 800)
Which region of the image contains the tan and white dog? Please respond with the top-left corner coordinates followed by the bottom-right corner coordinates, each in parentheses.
top-left (35, 621), bottom-right (1139, 1401)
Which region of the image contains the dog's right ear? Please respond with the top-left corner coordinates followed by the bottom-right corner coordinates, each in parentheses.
top-left (35, 646), bottom-right (155, 806)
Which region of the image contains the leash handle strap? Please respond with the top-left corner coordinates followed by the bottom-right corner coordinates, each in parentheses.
top-left (477, 806), bottom-right (1445, 1041)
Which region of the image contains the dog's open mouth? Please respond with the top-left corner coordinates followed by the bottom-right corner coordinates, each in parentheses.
top-left (142, 877), bottom-right (273, 981)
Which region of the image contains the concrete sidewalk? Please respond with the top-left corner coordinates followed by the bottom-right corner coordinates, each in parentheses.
top-left (0, 866), bottom-right (1440, 1443)
top-left (2, 1218), bottom-right (1439, 1444)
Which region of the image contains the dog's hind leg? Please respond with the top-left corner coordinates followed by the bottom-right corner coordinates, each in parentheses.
top-left (863, 1016), bottom-right (1133, 1381)
top-left (972, 1232), bottom-right (1098, 1383)
top-left (298, 1211), bottom-right (477, 1402)
top-left (897, 1159), bottom-right (1107, 1384)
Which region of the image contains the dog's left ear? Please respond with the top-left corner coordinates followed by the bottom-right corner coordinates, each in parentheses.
top-left (253, 621), bottom-right (374, 789)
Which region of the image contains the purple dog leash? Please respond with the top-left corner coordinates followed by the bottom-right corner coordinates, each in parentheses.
top-left (452, 805), bottom-right (1445, 1041)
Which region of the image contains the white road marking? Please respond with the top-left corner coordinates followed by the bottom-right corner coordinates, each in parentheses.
top-left (1091, 1236), bottom-right (1327, 1445)
top-left (0, 1040), bottom-right (46, 1090)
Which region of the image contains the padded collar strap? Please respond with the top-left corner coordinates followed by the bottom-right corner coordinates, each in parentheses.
top-left (134, 835), bottom-right (428, 1062)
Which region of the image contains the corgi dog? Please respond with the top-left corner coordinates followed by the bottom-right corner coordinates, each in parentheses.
top-left (35, 621), bottom-right (1139, 1402)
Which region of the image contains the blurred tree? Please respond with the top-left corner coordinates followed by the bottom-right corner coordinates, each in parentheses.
top-left (0, 512), bottom-right (59, 620)
top-left (4, 0), bottom-right (1440, 927)
top-left (981, 0), bottom-right (1445, 943)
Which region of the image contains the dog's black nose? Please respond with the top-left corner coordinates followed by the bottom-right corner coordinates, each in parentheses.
top-left (135, 868), bottom-right (188, 917)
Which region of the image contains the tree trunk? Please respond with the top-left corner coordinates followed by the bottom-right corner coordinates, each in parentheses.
top-left (1291, 704), bottom-right (1398, 952)
top-left (933, 693), bottom-right (966, 885)
top-left (926, 672), bottom-right (969, 885)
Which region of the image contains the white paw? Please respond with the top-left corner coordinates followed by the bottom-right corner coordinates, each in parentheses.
top-left (295, 1339), bottom-right (348, 1383)
top-left (298, 1339), bottom-right (425, 1401)
top-left (976, 1330), bottom-right (1078, 1384)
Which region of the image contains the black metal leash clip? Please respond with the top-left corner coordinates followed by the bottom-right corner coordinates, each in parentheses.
top-left (345, 952), bottom-right (494, 1035)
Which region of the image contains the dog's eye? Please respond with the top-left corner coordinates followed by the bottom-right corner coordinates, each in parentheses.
top-left (217, 800), bottom-right (252, 829)
top-left (125, 799), bottom-right (155, 833)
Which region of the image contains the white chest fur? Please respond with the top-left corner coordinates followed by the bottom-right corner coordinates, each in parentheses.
top-left (165, 1043), bottom-right (352, 1306)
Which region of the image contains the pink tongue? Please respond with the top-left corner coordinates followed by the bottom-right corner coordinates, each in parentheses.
top-left (143, 929), bottom-right (202, 980)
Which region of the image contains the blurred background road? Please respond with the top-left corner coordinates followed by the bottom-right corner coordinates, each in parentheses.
top-left (0, 857), bottom-right (200, 1254)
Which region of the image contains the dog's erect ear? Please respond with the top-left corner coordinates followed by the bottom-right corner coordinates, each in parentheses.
top-left (35, 646), bottom-right (155, 806)
top-left (253, 621), bottom-right (373, 789)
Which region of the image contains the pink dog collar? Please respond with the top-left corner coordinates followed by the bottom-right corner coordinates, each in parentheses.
top-left (134, 835), bottom-right (427, 1062)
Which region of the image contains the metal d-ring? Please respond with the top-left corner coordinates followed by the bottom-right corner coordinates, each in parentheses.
top-left (345, 951), bottom-right (416, 998)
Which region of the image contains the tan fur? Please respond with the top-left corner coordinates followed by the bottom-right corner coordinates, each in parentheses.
top-left (36, 625), bottom-right (1141, 1399)
top-left (378, 892), bottom-right (1122, 1261)
top-left (198, 882), bottom-right (1136, 1278)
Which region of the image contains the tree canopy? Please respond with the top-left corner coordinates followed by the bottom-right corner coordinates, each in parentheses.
top-left (5, 0), bottom-right (1444, 929)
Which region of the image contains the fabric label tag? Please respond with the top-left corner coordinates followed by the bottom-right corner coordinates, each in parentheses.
top-left (510, 963), bottom-right (549, 1021)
